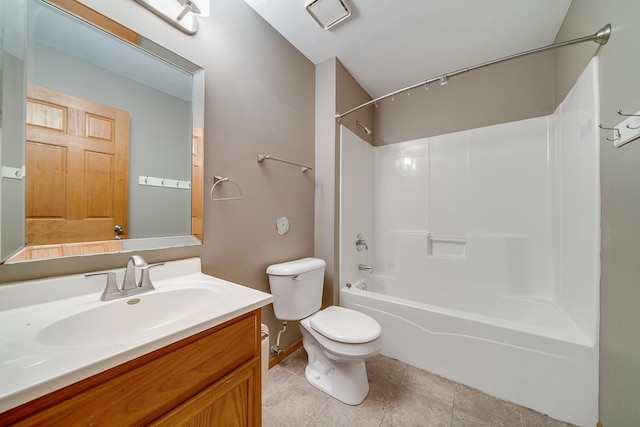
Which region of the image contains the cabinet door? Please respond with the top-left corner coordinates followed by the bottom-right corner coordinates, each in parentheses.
top-left (150, 360), bottom-right (260, 427)
top-left (3, 313), bottom-right (259, 427)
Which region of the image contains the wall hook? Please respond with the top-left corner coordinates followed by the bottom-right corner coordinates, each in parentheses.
top-left (616, 110), bottom-right (640, 129)
top-left (617, 109), bottom-right (640, 118)
top-left (598, 124), bottom-right (621, 141)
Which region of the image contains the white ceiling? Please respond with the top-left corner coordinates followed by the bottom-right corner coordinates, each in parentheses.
top-left (243, 0), bottom-right (572, 98)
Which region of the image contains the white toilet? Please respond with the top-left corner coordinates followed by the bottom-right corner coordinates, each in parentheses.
top-left (267, 257), bottom-right (382, 405)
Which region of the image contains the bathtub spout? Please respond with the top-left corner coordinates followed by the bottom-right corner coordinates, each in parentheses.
top-left (358, 264), bottom-right (373, 273)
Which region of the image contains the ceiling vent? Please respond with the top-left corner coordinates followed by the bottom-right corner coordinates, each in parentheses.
top-left (305, 0), bottom-right (351, 30)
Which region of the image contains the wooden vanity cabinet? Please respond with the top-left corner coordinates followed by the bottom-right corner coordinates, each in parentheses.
top-left (149, 359), bottom-right (258, 426)
top-left (1, 310), bottom-right (262, 427)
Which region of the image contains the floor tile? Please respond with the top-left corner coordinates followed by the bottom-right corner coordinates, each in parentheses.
top-left (262, 373), bottom-right (330, 427)
top-left (401, 365), bottom-right (457, 407)
top-left (451, 407), bottom-right (493, 427)
top-left (519, 406), bottom-right (576, 427)
top-left (452, 384), bottom-right (522, 427)
top-left (383, 392), bottom-right (452, 427)
top-left (306, 398), bottom-right (383, 427)
top-left (357, 355), bottom-right (407, 420)
top-left (263, 349), bottom-right (575, 427)
top-left (263, 364), bottom-right (295, 400)
top-left (381, 362), bottom-right (455, 427)
top-left (277, 348), bottom-right (308, 375)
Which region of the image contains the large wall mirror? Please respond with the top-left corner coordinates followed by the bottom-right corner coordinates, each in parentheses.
top-left (0, 0), bottom-right (204, 263)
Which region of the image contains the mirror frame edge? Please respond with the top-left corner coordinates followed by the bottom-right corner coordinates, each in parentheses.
top-left (1, 0), bottom-right (205, 264)
top-left (45, 0), bottom-right (141, 45)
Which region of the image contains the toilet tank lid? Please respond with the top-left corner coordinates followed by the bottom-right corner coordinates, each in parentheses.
top-left (266, 257), bottom-right (326, 276)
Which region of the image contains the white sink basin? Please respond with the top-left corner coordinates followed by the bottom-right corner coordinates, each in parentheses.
top-left (37, 284), bottom-right (229, 346)
top-left (0, 257), bottom-right (273, 413)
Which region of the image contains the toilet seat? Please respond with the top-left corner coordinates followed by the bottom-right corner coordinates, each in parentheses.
top-left (301, 315), bottom-right (381, 362)
top-left (310, 306), bottom-right (381, 343)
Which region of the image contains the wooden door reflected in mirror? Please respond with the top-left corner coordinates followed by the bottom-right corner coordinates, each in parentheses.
top-left (10, 84), bottom-right (130, 261)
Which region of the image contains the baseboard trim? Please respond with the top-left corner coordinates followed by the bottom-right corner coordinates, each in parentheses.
top-left (268, 338), bottom-right (303, 369)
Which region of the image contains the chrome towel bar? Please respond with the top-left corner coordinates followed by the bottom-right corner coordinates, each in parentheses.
top-left (257, 154), bottom-right (312, 172)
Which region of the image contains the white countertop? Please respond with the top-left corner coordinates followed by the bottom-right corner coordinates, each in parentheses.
top-left (0, 257), bottom-right (273, 413)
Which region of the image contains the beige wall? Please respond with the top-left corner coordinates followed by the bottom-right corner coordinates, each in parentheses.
top-left (336, 62), bottom-right (374, 147)
top-left (555, 2), bottom-right (640, 425)
top-left (315, 58), bottom-right (373, 317)
top-left (0, 0), bottom-right (315, 355)
top-left (373, 51), bottom-right (555, 146)
top-left (315, 57), bottom-right (337, 315)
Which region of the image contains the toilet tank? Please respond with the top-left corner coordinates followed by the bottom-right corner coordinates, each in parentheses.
top-left (266, 257), bottom-right (326, 321)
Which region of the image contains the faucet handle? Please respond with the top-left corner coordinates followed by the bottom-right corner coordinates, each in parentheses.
top-left (355, 233), bottom-right (368, 251)
top-left (138, 263), bottom-right (165, 290)
top-left (86, 272), bottom-right (120, 301)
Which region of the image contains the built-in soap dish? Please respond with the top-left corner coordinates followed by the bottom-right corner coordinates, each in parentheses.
top-left (428, 235), bottom-right (466, 258)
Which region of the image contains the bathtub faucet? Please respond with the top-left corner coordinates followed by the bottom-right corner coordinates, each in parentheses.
top-left (358, 264), bottom-right (373, 273)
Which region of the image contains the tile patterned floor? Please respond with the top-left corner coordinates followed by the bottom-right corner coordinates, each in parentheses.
top-left (263, 348), bottom-right (576, 427)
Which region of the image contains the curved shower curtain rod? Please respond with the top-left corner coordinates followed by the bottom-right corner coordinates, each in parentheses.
top-left (335, 24), bottom-right (612, 121)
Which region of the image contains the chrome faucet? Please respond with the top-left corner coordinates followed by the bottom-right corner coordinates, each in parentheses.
top-left (358, 264), bottom-right (373, 273)
top-left (122, 255), bottom-right (148, 291)
top-left (86, 255), bottom-right (164, 301)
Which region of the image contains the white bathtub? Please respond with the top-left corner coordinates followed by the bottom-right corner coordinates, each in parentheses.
top-left (340, 276), bottom-right (598, 426)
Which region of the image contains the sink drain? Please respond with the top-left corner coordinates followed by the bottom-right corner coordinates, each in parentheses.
top-left (127, 298), bottom-right (141, 305)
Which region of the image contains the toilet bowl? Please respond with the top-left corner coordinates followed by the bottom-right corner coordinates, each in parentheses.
top-left (303, 306), bottom-right (381, 361)
top-left (266, 258), bottom-right (382, 405)
top-left (300, 307), bottom-right (382, 405)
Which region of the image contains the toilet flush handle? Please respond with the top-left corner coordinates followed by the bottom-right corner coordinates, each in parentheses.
top-left (293, 275), bottom-right (301, 281)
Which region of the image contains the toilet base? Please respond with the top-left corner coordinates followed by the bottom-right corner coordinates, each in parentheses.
top-left (304, 361), bottom-right (370, 405)
top-left (301, 329), bottom-right (371, 405)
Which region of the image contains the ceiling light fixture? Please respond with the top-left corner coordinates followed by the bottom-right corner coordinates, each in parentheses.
top-left (133, 0), bottom-right (210, 35)
top-left (305, 0), bottom-right (351, 30)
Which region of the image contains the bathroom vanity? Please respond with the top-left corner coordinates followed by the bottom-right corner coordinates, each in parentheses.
top-left (0, 258), bottom-right (272, 426)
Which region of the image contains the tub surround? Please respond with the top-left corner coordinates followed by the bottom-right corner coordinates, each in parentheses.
top-left (339, 59), bottom-right (600, 426)
top-left (0, 257), bottom-right (273, 422)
